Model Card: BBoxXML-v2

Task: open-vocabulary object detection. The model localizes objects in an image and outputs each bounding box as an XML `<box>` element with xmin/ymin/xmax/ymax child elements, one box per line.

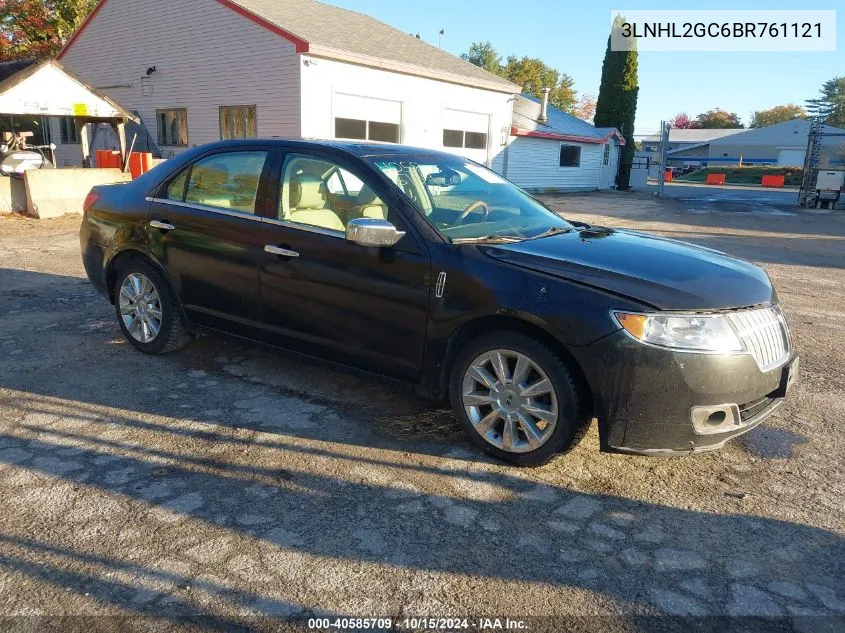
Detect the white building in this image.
<box><xmin>494</xmin><ymin>94</ymin><xmax>624</xmax><ymax>192</ymax></box>
<box><xmin>663</xmin><ymin>120</ymin><xmax>845</xmax><ymax>168</ymax></box>
<box><xmin>55</xmin><ymin>0</ymin><xmax>623</xmax><ymax>192</ymax></box>
<box><xmin>638</xmin><ymin>128</ymin><xmax>745</xmax><ymax>157</ymax></box>
<box><xmin>55</xmin><ymin>0</ymin><xmax>520</xmax><ymax>167</ymax></box>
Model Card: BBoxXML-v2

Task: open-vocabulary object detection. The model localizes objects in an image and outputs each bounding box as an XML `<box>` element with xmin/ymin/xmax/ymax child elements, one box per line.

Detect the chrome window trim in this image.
<box><xmin>147</xmin><ymin>197</ymin><xmax>263</xmax><ymax>222</ymax></box>
<box><xmin>261</xmin><ymin>216</ymin><xmax>345</xmax><ymax>239</ymax></box>
<box><xmin>147</xmin><ymin>197</ymin><xmax>347</xmax><ymax>238</ymax></box>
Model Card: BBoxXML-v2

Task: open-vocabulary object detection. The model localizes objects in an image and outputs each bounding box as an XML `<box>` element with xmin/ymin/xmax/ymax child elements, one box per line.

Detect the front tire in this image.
<box><xmin>114</xmin><ymin>259</ymin><xmax>189</xmax><ymax>355</ymax></box>
<box><xmin>449</xmin><ymin>331</ymin><xmax>587</xmax><ymax>466</ymax></box>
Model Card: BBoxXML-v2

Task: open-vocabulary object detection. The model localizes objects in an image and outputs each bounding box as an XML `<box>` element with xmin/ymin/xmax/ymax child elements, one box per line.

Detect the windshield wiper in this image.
<box><xmin>526</xmin><ymin>226</ymin><xmax>573</xmax><ymax>241</ymax></box>
<box><xmin>451</xmin><ymin>234</ymin><xmax>525</xmax><ymax>244</ymax></box>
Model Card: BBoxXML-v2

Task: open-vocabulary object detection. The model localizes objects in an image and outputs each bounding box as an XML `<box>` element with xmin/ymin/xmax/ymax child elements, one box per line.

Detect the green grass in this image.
<box><xmin>675</xmin><ymin>166</ymin><xmax>803</xmax><ymax>187</ymax></box>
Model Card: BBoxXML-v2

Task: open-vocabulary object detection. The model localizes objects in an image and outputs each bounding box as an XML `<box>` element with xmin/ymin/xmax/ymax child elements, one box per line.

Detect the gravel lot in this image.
<box><xmin>0</xmin><ymin>191</ymin><xmax>843</xmax><ymax>631</ymax></box>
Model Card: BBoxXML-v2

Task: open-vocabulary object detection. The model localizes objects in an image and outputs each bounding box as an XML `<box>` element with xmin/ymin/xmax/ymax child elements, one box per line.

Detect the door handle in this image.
<box><xmin>264</xmin><ymin>245</ymin><xmax>300</xmax><ymax>258</ymax></box>
<box><xmin>150</xmin><ymin>220</ymin><xmax>175</xmax><ymax>231</ymax></box>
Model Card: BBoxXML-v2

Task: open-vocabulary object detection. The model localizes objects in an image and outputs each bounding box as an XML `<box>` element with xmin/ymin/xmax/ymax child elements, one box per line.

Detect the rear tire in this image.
<box><xmin>113</xmin><ymin>259</ymin><xmax>189</xmax><ymax>355</ymax></box>
<box><xmin>449</xmin><ymin>331</ymin><xmax>588</xmax><ymax>466</ymax></box>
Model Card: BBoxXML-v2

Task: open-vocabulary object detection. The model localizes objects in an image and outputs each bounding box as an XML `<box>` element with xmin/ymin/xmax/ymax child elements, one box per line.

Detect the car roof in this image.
<box><xmin>195</xmin><ymin>138</ymin><xmax>457</xmax><ymax>160</ymax></box>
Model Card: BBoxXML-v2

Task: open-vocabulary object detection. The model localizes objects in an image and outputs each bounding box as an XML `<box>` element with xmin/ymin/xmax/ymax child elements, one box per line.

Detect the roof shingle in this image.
<box><xmin>226</xmin><ymin>0</ymin><xmax>520</xmax><ymax>93</ymax></box>
<box><xmin>0</xmin><ymin>59</ymin><xmax>37</xmax><ymax>85</ymax></box>
<box><xmin>511</xmin><ymin>94</ymin><xmax>622</xmax><ymax>143</ymax></box>
<box><xmin>640</xmin><ymin>129</ymin><xmax>745</xmax><ymax>143</ymax></box>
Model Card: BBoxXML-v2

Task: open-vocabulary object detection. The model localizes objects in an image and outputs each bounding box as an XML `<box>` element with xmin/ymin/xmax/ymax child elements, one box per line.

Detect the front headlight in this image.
<box><xmin>613</xmin><ymin>311</ymin><xmax>744</xmax><ymax>353</ymax></box>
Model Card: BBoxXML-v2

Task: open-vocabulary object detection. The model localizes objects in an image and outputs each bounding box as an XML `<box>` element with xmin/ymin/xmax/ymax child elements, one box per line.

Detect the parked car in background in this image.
<box><xmin>80</xmin><ymin>140</ymin><xmax>799</xmax><ymax>465</ymax></box>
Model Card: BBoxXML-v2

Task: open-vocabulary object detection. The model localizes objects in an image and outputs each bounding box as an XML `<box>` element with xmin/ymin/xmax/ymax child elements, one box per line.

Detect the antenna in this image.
<box><xmin>439</xmin><ymin>29</ymin><xmax>446</xmax><ymax>48</ymax></box>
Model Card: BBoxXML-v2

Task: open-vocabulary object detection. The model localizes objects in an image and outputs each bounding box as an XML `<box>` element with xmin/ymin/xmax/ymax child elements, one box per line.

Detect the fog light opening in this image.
<box><xmin>691</xmin><ymin>404</ymin><xmax>741</xmax><ymax>435</ymax></box>
<box><xmin>705</xmin><ymin>410</ymin><xmax>727</xmax><ymax>427</ymax></box>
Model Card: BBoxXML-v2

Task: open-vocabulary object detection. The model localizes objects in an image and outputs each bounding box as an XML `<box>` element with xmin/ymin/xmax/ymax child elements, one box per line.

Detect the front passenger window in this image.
<box><xmin>184</xmin><ymin>151</ymin><xmax>268</xmax><ymax>213</ymax></box>
<box><xmin>279</xmin><ymin>155</ymin><xmax>388</xmax><ymax>233</ymax></box>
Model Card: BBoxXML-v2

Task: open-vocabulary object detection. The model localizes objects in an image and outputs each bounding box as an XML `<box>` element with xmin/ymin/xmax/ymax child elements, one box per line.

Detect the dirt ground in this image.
<box><xmin>0</xmin><ymin>192</ymin><xmax>842</xmax><ymax>632</ymax></box>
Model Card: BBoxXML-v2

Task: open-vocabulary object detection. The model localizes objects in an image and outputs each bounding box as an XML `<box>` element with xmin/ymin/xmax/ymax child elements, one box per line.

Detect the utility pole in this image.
<box><xmin>657</xmin><ymin>120</ymin><xmax>670</xmax><ymax>198</ymax></box>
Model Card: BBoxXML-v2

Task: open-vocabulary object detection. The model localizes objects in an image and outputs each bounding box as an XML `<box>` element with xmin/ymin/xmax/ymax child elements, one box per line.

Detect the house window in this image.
<box><xmin>219</xmin><ymin>105</ymin><xmax>257</xmax><ymax>140</ymax></box>
<box><xmin>443</xmin><ymin>129</ymin><xmax>463</xmax><ymax>148</ymax></box>
<box><xmin>58</xmin><ymin>117</ymin><xmax>78</xmax><ymax>144</ymax></box>
<box><xmin>368</xmin><ymin>121</ymin><xmax>400</xmax><ymax>143</ymax></box>
<box><xmin>157</xmin><ymin>108</ymin><xmax>188</xmax><ymax>146</ymax></box>
<box><xmin>334</xmin><ymin>117</ymin><xmax>399</xmax><ymax>143</ymax></box>
<box><xmin>602</xmin><ymin>144</ymin><xmax>611</xmax><ymax>166</ymax></box>
<box><xmin>465</xmin><ymin>132</ymin><xmax>487</xmax><ymax>150</ymax></box>
<box><xmin>559</xmin><ymin>145</ymin><xmax>581</xmax><ymax>168</ymax></box>
<box><xmin>443</xmin><ymin>129</ymin><xmax>488</xmax><ymax>150</ymax></box>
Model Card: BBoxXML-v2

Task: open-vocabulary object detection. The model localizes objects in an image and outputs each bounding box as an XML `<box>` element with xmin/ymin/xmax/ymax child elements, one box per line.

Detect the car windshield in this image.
<box><xmin>367</xmin><ymin>155</ymin><xmax>572</xmax><ymax>242</ymax></box>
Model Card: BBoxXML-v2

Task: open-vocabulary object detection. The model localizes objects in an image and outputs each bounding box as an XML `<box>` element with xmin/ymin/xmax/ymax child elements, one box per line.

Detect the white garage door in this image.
<box><xmin>777</xmin><ymin>149</ymin><xmax>805</xmax><ymax>167</ymax></box>
<box><xmin>443</xmin><ymin>108</ymin><xmax>490</xmax><ymax>164</ymax></box>
<box><xmin>333</xmin><ymin>93</ymin><xmax>402</xmax><ymax>143</ymax></box>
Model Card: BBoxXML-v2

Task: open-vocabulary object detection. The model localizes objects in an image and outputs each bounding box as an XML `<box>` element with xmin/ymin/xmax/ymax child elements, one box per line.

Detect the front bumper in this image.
<box><xmin>570</xmin><ymin>330</ymin><xmax>798</xmax><ymax>455</ymax></box>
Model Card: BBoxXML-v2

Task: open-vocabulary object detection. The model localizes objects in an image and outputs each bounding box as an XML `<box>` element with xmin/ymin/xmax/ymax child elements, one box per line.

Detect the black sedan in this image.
<box><xmin>80</xmin><ymin>140</ymin><xmax>798</xmax><ymax>465</ymax></box>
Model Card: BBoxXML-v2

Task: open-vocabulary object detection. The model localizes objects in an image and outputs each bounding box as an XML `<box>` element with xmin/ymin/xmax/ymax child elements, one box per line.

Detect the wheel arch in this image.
<box><xmin>436</xmin><ymin>313</ymin><xmax>595</xmax><ymax>418</ymax></box>
<box><xmin>105</xmin><ymin>249</ymin><xmax>187</xmax><ymax>325</ymax></box>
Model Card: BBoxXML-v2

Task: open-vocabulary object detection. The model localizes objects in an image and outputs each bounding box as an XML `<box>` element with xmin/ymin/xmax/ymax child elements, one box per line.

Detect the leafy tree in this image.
<box><xmin>460</xmin><ymin>41</ymin><xmax>501</xmax><ymax>75</ymax></box>
<box><xmin>0</xmin><ymin>0</ymin><xmax>97</xmax><ymax>61</ymax></box>
<box><xmin>671</xmin><ymin>113</ymin><xmax>699</xmax><ymax>129</ymax></box>
<box><xmin>462</xmin><ymin>42</ymin><xmax>578</xmax><ymax>113</ymax></box>
<box><xmin>573</xmin><ymin>94</ymin><xmax>597</xmax><ymax>122</ymax></box>
<box><xmin>500</xmin><ymin>55</ymin><xmax>576</xmax><ymax>112</ymax></box>
<box><xmin>806</xmin><ymin>77</ymin><xmax>845</xmax><ymax>128</ymax></box>
<box><xmin>749</xmin><ymin>104</ymin><xmax>806</xmax><ymax>128</ymax></box>
<box><xmin>695</xmin><ymin>109</ymin><xmax>743</xmax><ymax>129</ymax></box>
<box><xmin>594</xmin><ymin>15</ymin><xmax>639</xmax><ymax>189</ymax></box>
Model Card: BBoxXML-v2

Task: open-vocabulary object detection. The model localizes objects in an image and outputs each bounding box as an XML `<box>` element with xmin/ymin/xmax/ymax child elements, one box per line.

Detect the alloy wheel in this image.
<box><xmin>118</xmin><ymin>273</ymin><xmax>162</xmax><ymax>344</ymax></box>
<box><xmin>461</xmin><ymin>349</ymin><xmax>559</xmax><ymax>453</ymax></box>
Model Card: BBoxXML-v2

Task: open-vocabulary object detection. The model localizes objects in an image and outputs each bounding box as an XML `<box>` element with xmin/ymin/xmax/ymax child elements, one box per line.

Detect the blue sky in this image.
<box><xmin>324</xmin><ymin>0</ymin><xmax>843</xmax><ymax>136</ymax></box>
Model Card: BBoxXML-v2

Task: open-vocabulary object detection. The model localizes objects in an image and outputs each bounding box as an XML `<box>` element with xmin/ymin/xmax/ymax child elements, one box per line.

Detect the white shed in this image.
<box><xmin>493</xmin><ymin>94</ymin><xmax>624</xmax><ymax>192</ymax></box>
<box><xmin>55</xmin><ymin>0</ymin><xmax>519</xmax><ymax>167</ymax></box>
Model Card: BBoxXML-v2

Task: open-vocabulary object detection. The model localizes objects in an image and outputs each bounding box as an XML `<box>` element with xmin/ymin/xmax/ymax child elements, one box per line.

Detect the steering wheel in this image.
<box><xmin>456</xmin><ymin>200</ymin><xmax>490</xmax><ymax>224</ymax></box>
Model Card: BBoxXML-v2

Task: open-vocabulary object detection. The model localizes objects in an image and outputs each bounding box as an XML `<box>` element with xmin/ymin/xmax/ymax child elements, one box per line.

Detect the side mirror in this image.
<box><xmin>346</xmin><ymin>217</ymin><xmax>406</xmax><ymax>247</ymax></box>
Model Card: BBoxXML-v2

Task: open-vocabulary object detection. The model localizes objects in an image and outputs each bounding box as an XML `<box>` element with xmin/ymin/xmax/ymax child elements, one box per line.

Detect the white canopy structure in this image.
<box><xmin>0</xmin><ymin>59</ymin><xmax>138</xmax><ymax>167</ymax></box>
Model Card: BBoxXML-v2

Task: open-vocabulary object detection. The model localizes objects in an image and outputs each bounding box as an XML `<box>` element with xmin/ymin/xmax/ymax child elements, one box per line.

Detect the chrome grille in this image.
<box><xmin>727</xmin><ymin>307</ymin><xmax>790</xmax><ymax>372</ymax></box>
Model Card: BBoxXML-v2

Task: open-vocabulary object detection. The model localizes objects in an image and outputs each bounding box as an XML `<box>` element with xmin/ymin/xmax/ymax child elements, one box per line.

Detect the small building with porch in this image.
<box><xmin>0</xmin><ymin>58</ymin><xmax>139</xmax><ymax>216</ymax></box>
<box><xmin>0</xmin><ymin>58</ymin><xmax>138</xmax><ymax>168</ymax></box>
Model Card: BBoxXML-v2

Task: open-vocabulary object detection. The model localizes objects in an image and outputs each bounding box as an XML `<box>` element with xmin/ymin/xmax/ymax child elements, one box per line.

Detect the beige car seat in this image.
<box><xmin>354</xmin><ymin>185</ymin><xmax>388</xmax><ymax>220</ymax></box>
<box><xmin>287</xmin><ymin>174</ymin><xmax>345</xmax><ymax>232</ymax></box>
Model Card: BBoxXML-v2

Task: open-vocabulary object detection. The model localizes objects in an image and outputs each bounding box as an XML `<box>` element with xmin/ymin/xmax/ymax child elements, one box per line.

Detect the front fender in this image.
<box><xmin>417</xmin><ymin>244</ymin><xmax>646</xmax><ymax>400</ymax></box>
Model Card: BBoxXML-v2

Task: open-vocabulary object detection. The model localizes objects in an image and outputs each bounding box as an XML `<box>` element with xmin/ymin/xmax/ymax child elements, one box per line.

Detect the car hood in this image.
<box><xmin>484</xmin><ymin>227</ymin><xmax>774</xmax><ymax>311</ymax></box>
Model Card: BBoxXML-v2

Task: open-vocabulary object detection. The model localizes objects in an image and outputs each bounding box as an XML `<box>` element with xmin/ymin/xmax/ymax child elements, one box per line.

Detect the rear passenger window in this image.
<box><xmin>184</xmin><ymin>151</ymin><xmax>268</xmax><ymax>213</ymax></box>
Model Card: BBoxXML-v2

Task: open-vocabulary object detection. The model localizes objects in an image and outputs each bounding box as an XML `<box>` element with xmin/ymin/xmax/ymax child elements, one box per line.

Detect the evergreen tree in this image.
<box><xmin>807</xmin><ymin>77</ymin><xmax>845</xmax><ymax>128</ymax></box>
<box><xmin>594</xmin><ymin>16</ymin><xmax>639</xmax><ymax>189</ymax></box>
